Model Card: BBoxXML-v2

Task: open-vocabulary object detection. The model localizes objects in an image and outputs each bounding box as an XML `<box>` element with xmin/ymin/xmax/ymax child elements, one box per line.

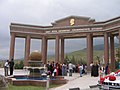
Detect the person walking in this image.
<box><xmin>9</xmin><ymin>58</ymin><xmax>14</xmax><ymax>75</ymax></box>
<box><xmin>4</xmin><ymin>60</ymin><xmax>9</xmax><ymax>76</ymax></box>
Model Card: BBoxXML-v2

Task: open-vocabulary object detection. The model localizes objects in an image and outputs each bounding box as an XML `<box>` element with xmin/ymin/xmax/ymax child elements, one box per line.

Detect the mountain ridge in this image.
<box><xmin>82</xmin><ymin>43</ymin><xmax>119</xmax><ymax>51</ymax></box>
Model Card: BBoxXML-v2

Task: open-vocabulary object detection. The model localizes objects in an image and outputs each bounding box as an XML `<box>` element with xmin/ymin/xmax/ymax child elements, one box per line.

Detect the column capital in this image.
<box><xmin>26</xmin><ymin>35</ymin><xmax>31</xmax><ymax>38</ymax></box>
<box><xmin>109</xmin><ymin>33</ymin><xmax>114</xmax><ymax>37</ymax></box>
<box><xmin>10</xmin><ymin>32</ymin><xmax>15</xmax><ymax>36</ymax></box>
<box><xmin>56</xmin><ymin>34</ymin><xmax>60</xmax><ymax>38</ymax></box>
<box><xmin>27</xmin><ymin>34</ymin><xmax>30</xmax><ymax>36</ymax></box>
<box><xmin>42</xmin><ymin>35</ymin><xmax>48</xmax><ymax>40</ymax></box>
<box><xmin>42</xmin><ymin>35</ymin><xmax>46</xmax><ymax>37</ymax></box>
<box><xmin>60</xmin><ymin>36</ymin><xmax>64</xmax><ymax>39</ymax></box>
<box><xmin>104</xmin><ymin>31</ymin><xmax>108</xmax><ymax>35</ymax></box>
<box><xmin>87</xmin><ymin>33</ymin><xmax>93</xmax><ymax>36</ymax></box>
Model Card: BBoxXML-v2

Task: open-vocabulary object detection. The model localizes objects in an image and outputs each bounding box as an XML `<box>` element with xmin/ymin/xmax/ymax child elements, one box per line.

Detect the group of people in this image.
<box><xmin>46</xmin><ymin>61</ymin><xmax>87</xmax><ymax>77</ymax></box>
<box><xmin>90</xmin><ymin>62</ymin><xmax>110</xmax><ymax>77</ymax></box>
<box><xmin>4</xmin><ymin>58</ymin><xmax>111</xmax><ymax>78</ymax></box>
<box><xmin>68</xmin><ymin>62</ymin><xmax>87</xmax><ymax>77</ymax></box>
<box><xmin>4</xmin><ymin>58</ymin><xmax>14</xmax><ymax>76</ymax></box>
<box><xmin>46</xmin><ymin>61</ymin><xmax>67</xmax><ymax>76</ymax></box>
<box><xmin>3</xmin><ymin>58</ymin><xmax>87</xmax><ymax>77</ymax></box>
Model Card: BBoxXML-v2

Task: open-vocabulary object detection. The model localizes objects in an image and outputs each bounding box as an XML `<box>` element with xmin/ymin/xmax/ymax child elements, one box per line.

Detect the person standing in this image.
<box><xmin>90</xmin><ymin>62</ymin><xmax>93</xmax><ymax>76</ymax></box>
<box><xmin>9</xmin><ymin>58</ymin><xmax>14</xmax><ymax>75</ymax></box>
<box><xmin>105</xmin><ymin>63</ymin><xmax>110</xmax><ymax>75</ymax></box>
<box><xmin>4</xmin><ymin>60</ymin><xmax>9</xmax><ymax>76</ymax></box>
<box><xmin>91</xmin><ymin>62</ymin><xmax>99</xmax><ymax>77</ymax></box>
<box><xmin>79</xmin><ymin>64</ymin><xmax>83</xmax><ymax>77</ymax></box>
<box><xmin>53</xmin><ymin>67</ymin><xmax>57</xmax><ymax>76</ymax></box>
<box><xmin>62</xmin><ymin>63</ymin><xmax>65</xmax><ymax>76</ymax></box>
<box><xmin>68</xmin><ymin>62</ymin><xmax>73</xmax><ymax>76</ymax></box>
<box><xmin>46</xmin><ymin>61</ymin><xmax>50</xmax><ymax>71</ymax></box>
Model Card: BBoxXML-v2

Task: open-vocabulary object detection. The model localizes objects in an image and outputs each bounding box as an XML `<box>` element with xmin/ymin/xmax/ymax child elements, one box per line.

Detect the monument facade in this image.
<box><xmin>9</xmin><ymin>16</ymin><xmax>120</xmax><ymax>71</ymax></box>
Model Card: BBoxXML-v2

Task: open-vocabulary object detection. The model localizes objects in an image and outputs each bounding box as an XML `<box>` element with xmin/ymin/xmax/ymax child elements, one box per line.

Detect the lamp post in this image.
<box><xmin>46</xmin><ymin>75</ymin><xmax>50</xmax><ymax>90</ymax></box>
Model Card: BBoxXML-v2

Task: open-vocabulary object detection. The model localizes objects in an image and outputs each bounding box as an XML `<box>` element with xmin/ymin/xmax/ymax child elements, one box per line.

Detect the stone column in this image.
<box><xmin>110</xmin><ymin>35</ymin><xmax>115</xmax><ymax>71</ymax></box>
<box><xmin>61</xmin><ymin>38</ymin><xmax>64</xmax><ymax>63</ymax></box>
<box><xmin>42</xmin><ymin>36</ymin><xmax>47</xmax><ymax>64</ymax></box>
<box><xmin>9</xmin><ymin>33</ymin><xmax>15</xmax><ymax>60</ymax></box>
<box><xmin>104</xmin><ymin>32</ymin><xmax>109</xmax><ymax>66</ymax></box>
<box><xmin>24</xmin><ymin>35</ymin><xmax>31</xmax><ymax>66</ymax></box>
<box><xmin>119</xmin><ymin>30</ymin><xmax>120</xmax><ymax>47</ymax></box>
<box><xmin>55</xmin><ymin>35</ymin><xmax>59</xmax><ymax>63</ymax></box>
<box><xmin>87</xmin><ymin>33</ymin><xmax>93</xmax><ymax>71</ymax></box>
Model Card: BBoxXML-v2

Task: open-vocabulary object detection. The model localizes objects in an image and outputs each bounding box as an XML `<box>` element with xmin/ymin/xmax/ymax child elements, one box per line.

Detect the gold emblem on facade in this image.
<box><xmin>70</xmin><ymin>19</ymin><xmax>75</xmax><ymax>26</ymax></box>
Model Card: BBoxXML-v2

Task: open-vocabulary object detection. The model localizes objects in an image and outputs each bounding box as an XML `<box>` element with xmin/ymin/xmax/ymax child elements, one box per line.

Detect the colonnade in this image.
<box><xmin>9</xmin><ymin>34</ymin><xmax>65</xmax><ymax>66</ymax></box>
<box><xmin>9</xmin><ymin>31</ymin><xmax>120</xmax><ymax>71</ymax></box>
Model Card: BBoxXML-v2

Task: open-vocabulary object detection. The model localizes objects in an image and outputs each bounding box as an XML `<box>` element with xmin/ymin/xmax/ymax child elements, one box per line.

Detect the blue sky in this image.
<box><xmin>0</xmin><ymin>0</ymin><xmax>120</xmax><ymax>59</ymax></box>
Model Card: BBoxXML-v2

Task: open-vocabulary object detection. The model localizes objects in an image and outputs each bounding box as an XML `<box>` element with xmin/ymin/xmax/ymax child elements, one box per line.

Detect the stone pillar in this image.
<box><xmin>42</xmin><ymin>36</ymin><xmax>47</xmax><ymax>64</ymax></box>
<box><xmin>55</xmin><ymin>35</ymin><xmax>59</xmax><ymax>63</ymax></box>
<box><xmin>110</xmin><ymin>35</ymin><xmax>115</xmax><ymax>71</ymax></box>
<box><xmin>61</xmin><ymin>38</ymin><xmax>64</xmax><ymax>63</ymax></box>
<box><xmin>87</xmin><ymin>33</ymin><xmax>93</xmax><ymax>71</ymax></box>
<box><xmin>9</xmin><ymin>33</ymin><xmax>15</xmax><ymax>60</ymax></box>
<box><xmin>104</xmin><ymin>32</ymin><xmax>109</xmax><ymax>66</ymax></box>
<box><xmin>118</xmin><ymin>30</ymin><xmax>120</xmax><ymax>47</ymax></box>
<box><xmin>24</xmin><ymin>35</ymin><xmax>31</xmax><ymax>66</ymax></box>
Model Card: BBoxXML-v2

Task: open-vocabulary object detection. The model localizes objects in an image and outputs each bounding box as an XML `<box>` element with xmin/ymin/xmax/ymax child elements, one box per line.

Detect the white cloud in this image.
<box><xmin>0</xmin><ymin>0</ymin><xmax>120</xmax><ymax>59</ymax></box>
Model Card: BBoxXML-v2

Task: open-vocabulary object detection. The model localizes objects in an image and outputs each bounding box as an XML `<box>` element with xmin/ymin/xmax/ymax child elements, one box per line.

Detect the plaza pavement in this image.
<box><xmin>0</xmin><ymin>68</ymin><xmax>28</xmax><ymax>76</ymax></box>
<box><xmin>0</xmin><ymin>68</ymin><xmax>99</xmax><ymax>90</ymax></box>
<box><xmin>50</xmin><ymin>73</ymin><xmax>99</xmax><ymax>90</ymax></box>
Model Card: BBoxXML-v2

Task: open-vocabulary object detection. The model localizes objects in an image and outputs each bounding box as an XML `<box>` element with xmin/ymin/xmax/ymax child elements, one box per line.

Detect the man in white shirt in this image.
<box><xmin>4</xmin><ymin>60</ymin><xmax>9</xmax><ymax>76</ymax></box>
<box><xmin>68</xmin><ymin>62</ymin><xmax>73</xmax><ymax>76</ymax></box>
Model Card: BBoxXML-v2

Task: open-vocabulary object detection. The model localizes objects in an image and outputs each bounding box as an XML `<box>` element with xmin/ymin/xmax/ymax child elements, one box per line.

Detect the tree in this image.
<box><xmin>71</xmin><ymin>55</ymin><xmax>76</xmax><ymax>64</ymax></box>
<box><xmin>116</xmin><ymin>48</ymin><xmax>120</xmax><ymax>62</ymax></box>
<box><xmin>96</xmin><ymin>56</ymin><xmax>100</xmax><ymax>64</ymax></box>
<box><xmin>115</xmin><ymin>47</ymin><xmax>120</xmax><ymax>69</ymax></box>
<box><xmin>78</xmin><ymin>58</ymin><xmax>86</xmax><ymax>65</ymax></box>
<box><xmin>19</xmin><ymin>60</ymin><xmax>24</xmax><ymax>69</ymax></box>
<box><xmin>14</xmin><ymin>60</ymin><xmax>24</xmax><ymax>69</ymax></box>
<box><xmin>64</xmin><ymin>55</ymin><xmax>69</xmax><ymax>64</ymax></box>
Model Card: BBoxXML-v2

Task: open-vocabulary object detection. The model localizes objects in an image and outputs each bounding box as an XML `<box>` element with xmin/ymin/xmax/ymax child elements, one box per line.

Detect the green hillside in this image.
<box><xmin>83</xmin><ymin>43</ymin><xmax>119</xmax><ymax>51</ymax></box>
<box><xmin>65</xmin><ymin>43</ymin><xmax>118</xmax><ymax>62</ymax></box>
<box><xmin>48</xmin><ymin>43</ymin><xmax>119</xmax><ymax>62</ymax></box>
<box><xmin>65</xmin><ymin>50</ymin><xmax>104</xmax><ymax>62</ymax></box>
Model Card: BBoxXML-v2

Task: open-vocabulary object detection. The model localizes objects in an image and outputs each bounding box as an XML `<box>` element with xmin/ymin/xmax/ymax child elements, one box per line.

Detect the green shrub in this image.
<box><xmin>14</xmin><ymin>60</ymin><xmax>24</xmax><ymax>69</ymax></box>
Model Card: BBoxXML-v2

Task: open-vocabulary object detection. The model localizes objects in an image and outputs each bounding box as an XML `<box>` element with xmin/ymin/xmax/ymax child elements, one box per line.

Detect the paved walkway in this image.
<box><xmin>50</xmin><ymin>73</ymin><xmax>99</xmax><ymax>90</ymax></box>
<box><xmin>0</xmin><ymin>68</ymin><xmax>99</xmax><ymax>90</ymax></box>
<box><xmin>0</xmin><ymin>68</ymin><xmax>28</xmax><ymax>76</ymax></box>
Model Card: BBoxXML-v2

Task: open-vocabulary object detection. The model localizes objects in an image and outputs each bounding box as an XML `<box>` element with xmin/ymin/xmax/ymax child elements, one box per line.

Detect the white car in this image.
<box><xmin>98</xmin><ymin>70</ymin><xmax>120</xmax><ymax>89</ymax></box>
